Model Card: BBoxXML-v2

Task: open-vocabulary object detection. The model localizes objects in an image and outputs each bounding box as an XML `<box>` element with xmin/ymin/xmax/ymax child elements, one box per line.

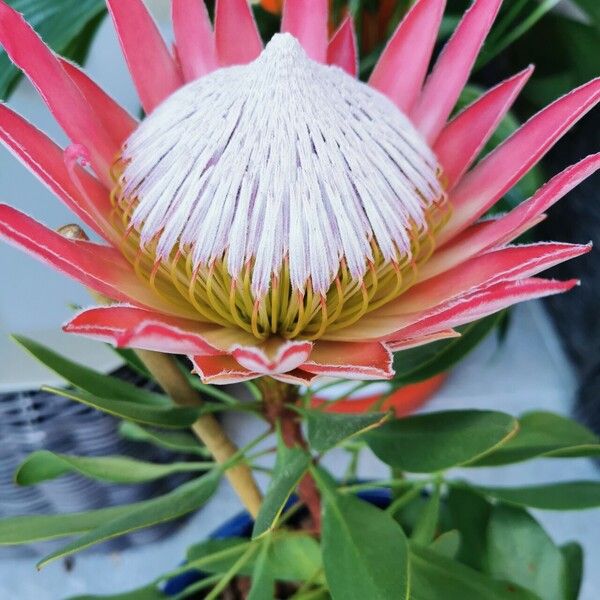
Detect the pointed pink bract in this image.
<box><xmin>215</xmin><ymin>0</ymin><xmax>263</xmax><ymax>66</ymax></box>
<box><xmin>107</xmin><ymin>0</ymin><xmax>183</xmax><ymax>114</ymax></box>
<box><xmin>327</xmin><ymin>16</ymin><xmax>357</xmax><ymax>77</ymax></box>
<box><xmin>369</xmin><ymin>0</ymin><xmax>445</xmax><ymax>113</ymax></box>
<box><xmin>0</xmin><ymin>1</ymin><xmax>115</xmax><ymax>181</ymax></box>
<box><xmin>172</xmin><ymin>0</ymin><xmax>218</xmax><ymax>81</ymax></box>
<box><xmin>282</xmin><ymin>0</ymin><xmax>328</xmax><ymax>63</ymax></box>
<box><xmin>435</xmin><ymin>67</ymin><xmax>533</xmax><ymax>189</ymax></box>
<box><xmin>0</xmin><ymin>106</ymin><xmax>110</xmax><ymax>238</ymax></box>
<box><xmin>442</xmin><ymin>78</ymin><xmax>600</xmax><ymax>243</ymax></box>
<box><xmin>421</xmin><ymin>154</ymin><xmax>600</xmax><ymax>280</ymax></box>
<box><xmin>60</xmin><ymin>59</ymin><xmax>137</xmax><ymax>148</ymax></box>
<box><xmin>411</xmin><ymin>0</ymin><xmax>502</xmax><ymax>143</ymax></box>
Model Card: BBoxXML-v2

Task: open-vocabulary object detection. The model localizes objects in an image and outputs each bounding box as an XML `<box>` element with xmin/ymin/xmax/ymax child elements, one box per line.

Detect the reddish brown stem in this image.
<box><xmin>260</xmin><ymin>379</ymin><xmax>322</xmax><ymax>533</ymax></box>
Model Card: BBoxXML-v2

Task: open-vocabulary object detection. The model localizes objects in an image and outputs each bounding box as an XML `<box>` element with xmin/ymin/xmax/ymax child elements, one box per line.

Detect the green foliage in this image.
<box><xmin>187</xmin><ymin>533</ymin><xmax>323</xmax><ymax>583</ymax></box>
<box><xmin>43</xmin><ymin>385</ymin><xmax>202</xmax><ymax>428</ymax></box>
<box><xmin>118</xmin><ymin>422</ymin><xmax>209</xmax><ymax>456</ymax></box>
<box><xmin>474</xmin><ymin>481</ymin><xmax>600</xmax><ymax>510</ymax></box>
<box><xmin>303</xmin><ymin>409</ymin><xmax>389</xmax><ymax>452</ymax></box>
<box><xmin>484</xmin><ymin>504</ymin><xmax>566</xmax><ymax>600</ymax></box>
<box><xmin>365</xmin><ymin>410</ymin><xmax>518</xmax><ymax>472</ymax></box>
<box><xmin>38</xmin><ymin>471</ymin><xmax>220</xmax><ymax>569</ymax></box>
<box><xmin>471</xmin><ymin>411</ymin><xmax>600</xmax><ymax>466</ymax></box>
<box><xmin>15</xmin><ymin>450</ymin><xmax>210</xmax><ymax>486</ymax></box>
<box><xmin>0</xmin><ymin>0</ymin><xmax>106</xmax><ymax>99</ymax></box>
<box><xmin>13</xmin><ymin>335</ymin><xmax>168</xmax><ymax>406</ymax></box>
<box><xmin>315</xmin><ymin>468</ymin><xmax>410</xmax><ymax>600</ymax></box>
<box><xmin>561</xmin><ymin>542</ymin><xmax>584</xmax><ymax>600</ymax></box>
<box><xmin>252</xmin><ymin>435</ymin><xmax>311</xmax><ymax>538</ymax></box>
<box><xmin>410</xmin><ymin>544</ymin><xmax>540</xmax><ymax>600</ymax></box>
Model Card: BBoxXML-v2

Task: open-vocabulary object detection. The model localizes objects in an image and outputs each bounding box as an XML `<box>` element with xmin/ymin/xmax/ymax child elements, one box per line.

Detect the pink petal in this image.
<box><xmin>172</xmin><ymin>0</ymin><xmax>218</xmax><ymax>81</ymax></box>
<box><xmin>388</xmin><ymin>278</ymin><xmax>579</xmax><ymax>341</ymax></box>
<box><xmin>215</xmin><ymin>0</ymin><xmax>263</xmax><ymax>66</ymax></box>
<box><xmin>0</xmin><ymin>106</ymin><xmax>110</xmax><ymax>238</ymax></box>
<box><xmin>231</xmin><ymin>339</ymin><xmax>313</xmax><ymax>375</ymax></box>
<box><xmin>379</xmin><ymin>242</ymin><xmax>591</xmax><ymax>316</ymax></box>
<box><xmin>0</xmin><ymin>205</ymin><xmax>194</xmax><ymax>317</ymax></box>
<box><xmin>281</xmin><ymin>0</ymin><xmax>328</xmax><ymax>63</ymax></box>
<box><xmin>272</xmin><ymin>370</ymin><xmax>318</xmax><ymax>386</ymax></box>
<box><xmin>422</xmin><ymin>154</ymin><xmax>600</xmax><ymax>280</ymax></box>
<box><xmin>435</xmin><ymin>66</ymin><xmax>533</xmax><ymax>189</ymax></box>
<box><xmin>192</xmin><ymin>355</ymin><xmax>258</xmax><ymax>384</ymax></box>
<box><xmin>327</xmin><ymin>16</ymin><xmax>357</xmax><ymax>77</ymax></box>
<box><xmin>60</xmin><ymin>59</ymin><xmax>137</xmax><ymax>147</ymax></box>
<box><xmin>411</xmin><ymin>0</ymin><xmax>502</xmax><ymax>143</ymax></box>
<box><xmin>64</xmin><ymin>305</ymin><xmax>224</xmax><ymax>355</ymax></box>
<box><xmin>387</xmin><ymin>329</ymin><xmax>460</xmax><ymax>352</ymax></box>
<box><xmin>301</xmin><ymin>341</ymin><xmax>394</xmax><ymax>380</ymax></box>
<box><xmin>442</xmin><ymin>78</ymin><xmax>600</xmax><ymax>243</ymax></box>
<box><xmin>107</xmin><ymin>0</ymin><xmax>183</xmax><ymax>114</ymax></box>
<box><xmin>369</xmin><ymin>0</ymin><xmax>445</xmax><ymax>113</ymax></box>
<box><xmin>0</xmin><ymin>2</ymin><xmax>115</xmax><ymax>181</ymax></box>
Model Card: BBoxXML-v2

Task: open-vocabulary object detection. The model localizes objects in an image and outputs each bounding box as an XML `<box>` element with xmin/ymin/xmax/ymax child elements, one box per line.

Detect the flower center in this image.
<box><xmin>110</xmin><ymin>34</ymin><xmax>448</xmax><ymax>341</ymax></box>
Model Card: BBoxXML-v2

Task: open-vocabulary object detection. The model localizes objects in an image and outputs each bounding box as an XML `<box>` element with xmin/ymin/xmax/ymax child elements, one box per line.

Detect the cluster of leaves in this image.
<box><xmin>2</xmin><ymin>336</ymin><xmax>600</xmax><ymax>599</ymax></box>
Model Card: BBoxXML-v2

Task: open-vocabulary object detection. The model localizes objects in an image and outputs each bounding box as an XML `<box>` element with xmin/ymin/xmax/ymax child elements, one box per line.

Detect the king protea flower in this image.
<box><xmin>0</xmin><ymin>0</ymin><xmax>598</xmax><ymax>385</ymax></box>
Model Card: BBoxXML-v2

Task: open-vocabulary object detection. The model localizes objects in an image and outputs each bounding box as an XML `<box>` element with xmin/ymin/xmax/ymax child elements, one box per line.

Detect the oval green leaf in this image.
<box><xmin>315</xmin><ymin>469</ymin><xmax>410</xmax><ymax>600</ymax></box>
<box><xmin>365</xmin><ymin>410</ymin><xmax>518</xmax><ymax>472</ymax></box>
<box><xmin>304</xmin><ymin>409</ymin><xmax>389</xmax><ymax>453</ymax></box>
<box><xmin>484</xmin><ymin>504</ymin><xmax>566</xmax><ymax>600</ymax></box>
<box><xmin>475</xmin><ymin>481</ymin><xmax>600</xmax><ymax>510</ymax></box>
<box><xmin>470</xmin><ymin>411</ymin><xmax>600</xmax><ymax>466</ymax></box>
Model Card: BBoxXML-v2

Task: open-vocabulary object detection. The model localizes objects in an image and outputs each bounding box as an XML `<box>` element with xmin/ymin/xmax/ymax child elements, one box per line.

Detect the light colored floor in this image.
<box><xmin>1</xmin><ymin>301</ymin><xmax>598</xmax><ymax>599</ymax></box>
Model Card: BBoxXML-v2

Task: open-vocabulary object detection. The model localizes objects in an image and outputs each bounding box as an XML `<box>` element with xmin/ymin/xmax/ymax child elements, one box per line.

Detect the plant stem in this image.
<box><xmin>259</xmin><ymin>379</ymin><xmax>322</xmax><ymax>532</ymax></box>
<box><xmin>135</xmin><ymin>349</ymin><xmax>263</xmax><ymax>518</ymax></box>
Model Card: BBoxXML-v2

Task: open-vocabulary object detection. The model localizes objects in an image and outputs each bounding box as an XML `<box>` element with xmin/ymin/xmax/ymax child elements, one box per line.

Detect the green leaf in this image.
<box><xmin>43</xmin><ymin>386</ymin><xmax>202</xmax><ymax>429</ymax></box>
<box><xmin>304</xmin><ymin>409</ymin><xmax>389</xmax><ymax>453</ymax></box>
<box><xmin>484</xmin><ymin>504</ymin><xmax>566</xmax><ymax>600</ymax></box>
<box><xmin>111</xmin><ymin>347</ymin><xmax>152</xmax><ymax>378</ymax></box>
<box><xmin>314</xmin><ymin>468</ymin><xmax>410</xmax><ymax>600</ymax></box>
<box><xmin>561</xmin><ymin>542</ymin><xmax>583</xmax><ymax>600</ymax></box>
<box><xmin>411</xmin><ymin>485</ymin><xmax>441</xmax><ymax>545</ymax></box>
<box><xmin>365</xmin><ymin>410</ymin><xmax>518</xmax><ymax>472</ymax></box>
<box><xmin>471</xmin><ymin>411</ymin><xmax>600</xmax><ymax>466</ymax></box>
<box><xmin>410</xmin><ymin>545</ymin><xmax>539</xmax><ymax>600</ymax></box>
<box><xmin>252</xmin><ymin>439</ymin><xmax>311</xmax><ymax>538</ymax></box>
<box><xmin>572</xmin><ymin>0</ymin><xmax>600</xmax><ymax>31</ymax></box>
<box><xmin>15</xmin><ymin>450</ymin><xmax>210</xmax><ymax>485</ymax></box>
<box><xmin>13</xmin><ymin>336</ymin><xmax>168</xmax><ymax>406</ymax></box>
<box><xmin>429</xmin><ymin>530</ymin><xmax>461</xmax><ymax>559</ymax></box>
<box><xmin>69</xmin><ymin>584</ymin><xmax>167</xmax><ymax>600</ymax></box>
<box><xmin>38</xmin><ymin>471</ymin><xmax>220</xmax><ymax>568</ymax></box>
<box><xmin>475</xmin><ymin>481</ymin><xmax>600</xmax><ymax>510</ymax></box>
<box><xmin>0</xmin><ymin>0</ymin><xmax>106</xmax><ymax>99</ymax></box>
<box><xmin>187</xmin><ymin>533</ymin><xmax>322</xmax><ymax>582</ymax></box>
<box><xmin>446</xmin><ymin>486</ymin><xmax>492</xmax><ymax>570</ymax></box>
<box><xmin>0</xmin><ymin>503</ymin><xmax>150</xmax><ymax>545</ymax></box>
<box><xmin>392</xmin><ymin>314</ymin><xmax>502</xmax><ymax>385</ymax></box>
<box><xmin>118</xmin><ymin>422</ymin><xmax>208</xmax><ymax>456</ymax></box>
<box><xmin>247</xmin><ymin>539</ymin><xmax>275</xmax><ymax>600</ymax></box>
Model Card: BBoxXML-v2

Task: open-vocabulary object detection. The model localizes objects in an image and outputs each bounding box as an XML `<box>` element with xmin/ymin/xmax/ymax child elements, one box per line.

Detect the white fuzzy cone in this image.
<box><xmin>120</xmin><ymin>33</ymin><xmax>443</xmax><ymax>299</ymax></box>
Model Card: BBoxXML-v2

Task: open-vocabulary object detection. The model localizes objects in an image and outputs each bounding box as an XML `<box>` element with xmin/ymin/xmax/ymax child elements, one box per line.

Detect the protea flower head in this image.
<box><xmin>0</xmin><ymin>0</ymin><xmax>598</xmax><ymax>384</ymax></box>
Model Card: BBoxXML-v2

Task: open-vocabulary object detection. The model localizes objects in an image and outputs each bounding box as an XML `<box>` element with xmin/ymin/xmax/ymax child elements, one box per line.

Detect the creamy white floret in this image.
<box><xmin>120</xmin><ymin>33</ymin><xmax>443</xmax><ymax>298</ymax></box>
